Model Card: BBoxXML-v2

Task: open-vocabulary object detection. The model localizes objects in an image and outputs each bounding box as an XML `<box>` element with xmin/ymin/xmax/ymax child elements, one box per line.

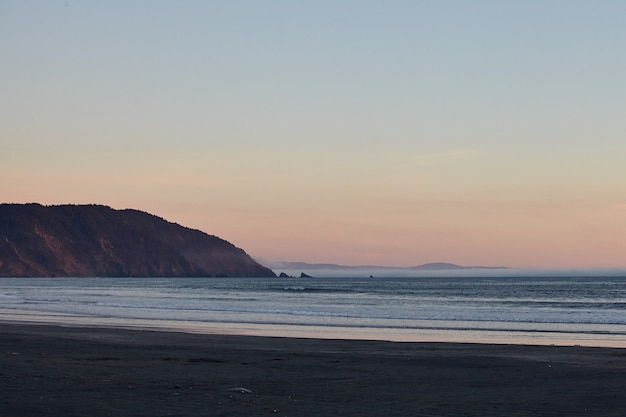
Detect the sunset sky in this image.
<box><xmin>2</xmin><ymin>1</ymin><xmax>626</xmax><ymax>268</ymax></box>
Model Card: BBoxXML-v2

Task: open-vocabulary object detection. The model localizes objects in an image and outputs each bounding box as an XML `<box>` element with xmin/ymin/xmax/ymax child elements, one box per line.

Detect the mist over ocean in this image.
<box><xmin>1</xmin><ymin>275</ymin><xmax>625</xmax><ymax>347</ymax></box>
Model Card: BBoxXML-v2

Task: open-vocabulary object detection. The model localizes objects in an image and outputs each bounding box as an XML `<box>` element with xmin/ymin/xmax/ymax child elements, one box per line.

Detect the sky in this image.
<box><xmin>2</xmin><ymin>1</ymin><xmax>626</xmax><ymax>269</ymax></box>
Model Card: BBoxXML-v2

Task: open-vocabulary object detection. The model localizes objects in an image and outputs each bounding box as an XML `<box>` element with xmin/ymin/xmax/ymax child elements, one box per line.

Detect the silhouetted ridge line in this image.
<box><xmin>0</xmin><ymin>203</ymin><xmax>275</xmax><ymax>277</ymax></box>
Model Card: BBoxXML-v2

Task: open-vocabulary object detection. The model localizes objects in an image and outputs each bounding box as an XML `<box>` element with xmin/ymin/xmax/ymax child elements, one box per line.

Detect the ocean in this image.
<box><xmin>1</xmin><ymin>276</ymin><xmax>625</xmax><ymax>347</ymax></box>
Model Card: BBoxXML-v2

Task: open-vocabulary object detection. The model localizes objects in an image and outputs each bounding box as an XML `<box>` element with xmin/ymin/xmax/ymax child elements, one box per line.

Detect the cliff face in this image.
<box><xmin>0</xmin><ymin>204</ymin><xmax>276</xmax><ymax>277</ymax></box>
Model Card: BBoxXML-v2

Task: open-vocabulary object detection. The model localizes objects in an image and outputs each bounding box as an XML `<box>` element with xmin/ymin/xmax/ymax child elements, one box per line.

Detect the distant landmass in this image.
<box><xmin>271</xmin><ymin>261</ymin><xmax>508</xmax><ymax>277</ymax></box>
<box><xmin>278</xmin><ymin>261</ymin><xmax>506</xmax><ymax>270</ymax></box>
<box><xmin>0</xmin><ymin>204</ymin><xmax>276</xmax><ymax>278</ymax></box>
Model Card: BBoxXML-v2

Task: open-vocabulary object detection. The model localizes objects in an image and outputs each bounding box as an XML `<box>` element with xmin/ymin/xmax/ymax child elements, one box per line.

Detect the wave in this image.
<box><xmin>283</xmin><ymin>286</ymin><xmax>306</xmax><ymax>291</ymax></box>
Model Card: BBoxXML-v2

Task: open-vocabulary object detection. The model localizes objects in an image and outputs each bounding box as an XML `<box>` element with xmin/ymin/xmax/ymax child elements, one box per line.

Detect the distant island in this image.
<box><xmin>272</xmin><ymin>261</ymin><xmax>508</xmax><ymax>278</ymax></box>
<box><xmin>0</xmin><ymin>203</ymin><xmax>276</xmax><ymax>278</ymax></box>
<box><xmin>278</xmin><ymin>261</ymin><xmax>507</xmax><ymax>271</ymax></box>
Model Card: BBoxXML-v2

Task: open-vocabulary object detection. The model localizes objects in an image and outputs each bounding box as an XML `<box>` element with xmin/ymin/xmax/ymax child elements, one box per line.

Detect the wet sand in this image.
<box><xmin>1</xmin><ymin>323</ymin><xmax>625</xmax><ymax>416</ymax></box>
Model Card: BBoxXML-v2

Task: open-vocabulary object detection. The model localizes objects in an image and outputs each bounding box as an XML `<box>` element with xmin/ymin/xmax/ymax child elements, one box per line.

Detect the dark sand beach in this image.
<box><xmin>1</xmin><ymin>323</ymin><xmax>625</xmax><ymax>417</ymax></box>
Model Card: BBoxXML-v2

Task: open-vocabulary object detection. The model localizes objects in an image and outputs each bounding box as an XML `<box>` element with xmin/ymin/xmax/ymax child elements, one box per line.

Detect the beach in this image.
<box><xmin>1</xmin><ymin>323</ymin><xmax>625</xmax><ymax>416</ymax></box>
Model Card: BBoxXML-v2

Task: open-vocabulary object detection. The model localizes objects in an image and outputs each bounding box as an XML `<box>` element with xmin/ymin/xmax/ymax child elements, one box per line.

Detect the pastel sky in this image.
<box><xmin>2</xmin><ymin>1</ymin><xmax>626</xmax><ymax>268</ymax></box>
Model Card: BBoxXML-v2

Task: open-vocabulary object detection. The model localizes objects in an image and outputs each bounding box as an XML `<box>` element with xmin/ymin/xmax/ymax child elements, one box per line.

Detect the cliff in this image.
<box><xmin>0</xmin><ymin>203</ymin><xmax>276</xmax><ymax>277</ymax></box>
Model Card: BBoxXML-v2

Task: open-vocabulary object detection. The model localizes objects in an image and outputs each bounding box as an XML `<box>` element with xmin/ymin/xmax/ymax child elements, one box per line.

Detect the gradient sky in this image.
<box><xmin>2</xmin><ymin>1</ymin><xmax>626</xmax><ymax>268</ymax></box>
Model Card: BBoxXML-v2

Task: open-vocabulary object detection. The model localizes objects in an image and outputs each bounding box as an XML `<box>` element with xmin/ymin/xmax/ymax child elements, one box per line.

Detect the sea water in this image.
<box><xmin>1</xmin><ymin>276</ymin><xmax>625</xmax><ymax>347</ymax></box>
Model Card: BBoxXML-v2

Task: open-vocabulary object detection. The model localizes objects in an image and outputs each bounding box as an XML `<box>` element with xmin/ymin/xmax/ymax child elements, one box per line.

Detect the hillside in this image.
<box><xmin>0</xmin><ymin>204</ymin><xmax>275</xmax><ymax>277</ymax></box>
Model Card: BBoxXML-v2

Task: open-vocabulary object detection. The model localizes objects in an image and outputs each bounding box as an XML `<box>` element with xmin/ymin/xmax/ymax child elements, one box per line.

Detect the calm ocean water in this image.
<box><xmin>1</xmin><ymin>276</ymin><xmax>626</xmax><ymax>347</ymax></box>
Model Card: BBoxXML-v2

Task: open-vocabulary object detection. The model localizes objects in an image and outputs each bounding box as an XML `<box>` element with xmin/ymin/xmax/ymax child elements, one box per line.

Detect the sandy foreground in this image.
<box><xmin>1</xmin><ymin>323</ymin><xmax>625</xmax><ymax>416</ymax></box>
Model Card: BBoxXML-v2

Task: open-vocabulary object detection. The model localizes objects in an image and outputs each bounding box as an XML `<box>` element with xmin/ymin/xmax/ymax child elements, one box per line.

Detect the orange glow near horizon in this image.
<box><xmin>5</xmin><ymin>174</ymin><xmax>626</xmax><ymax>269</ymax></box>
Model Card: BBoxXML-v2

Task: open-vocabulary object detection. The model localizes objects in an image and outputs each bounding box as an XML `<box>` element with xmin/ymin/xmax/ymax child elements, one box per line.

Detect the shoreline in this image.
<box><xmin>2</xmin><ymin>322</ymin><xmax>626</xmax><ymax>416</ymax></box>
<box><xmin>1</xmin><ymin>307</ymin><xmax>625</xmax><ymax>348</ymax></box>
